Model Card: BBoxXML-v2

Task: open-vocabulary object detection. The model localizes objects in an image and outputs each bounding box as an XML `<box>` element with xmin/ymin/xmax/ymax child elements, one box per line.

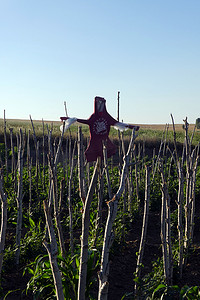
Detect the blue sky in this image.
<box><xmin>0</xmin><ymin>0</ymin><xmax>200</xmax><ymax>124</ymax></box>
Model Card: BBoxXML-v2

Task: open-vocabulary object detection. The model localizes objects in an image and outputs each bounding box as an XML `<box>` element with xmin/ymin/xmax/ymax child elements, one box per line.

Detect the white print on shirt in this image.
<box><xmin>93</xmin><ymin>118</ymin><xmax>108</xmax><ymax>135</ymax></box>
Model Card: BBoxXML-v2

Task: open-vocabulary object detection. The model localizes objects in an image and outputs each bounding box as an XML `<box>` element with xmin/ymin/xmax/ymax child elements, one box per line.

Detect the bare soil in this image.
<box><xmin>108</xmin><ymin>206</ymin><xmax>200</xmax><ymax>300</ymax></box>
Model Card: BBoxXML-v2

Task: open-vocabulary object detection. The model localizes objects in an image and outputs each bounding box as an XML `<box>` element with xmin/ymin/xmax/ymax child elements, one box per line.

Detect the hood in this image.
<box><xmin>94</xmin><ymin>96</ymin><xmax>107</xmax><ymax>114</ymax></box>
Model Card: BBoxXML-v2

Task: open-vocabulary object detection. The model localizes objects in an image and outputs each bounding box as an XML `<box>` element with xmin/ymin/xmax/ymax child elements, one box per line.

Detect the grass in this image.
<box><xmin>0</xmin><ymin>118</ymin><xmax>199</xmax><ymax>145</ymax></box>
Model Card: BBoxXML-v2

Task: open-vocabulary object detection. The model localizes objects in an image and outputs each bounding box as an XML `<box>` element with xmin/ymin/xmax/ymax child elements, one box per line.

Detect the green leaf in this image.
<box><xmin>29</xmin><ymin>217</ymin><xmax>36</xmax><ymax>228</ymax></box>
<box><xmin>153</xmin><ymin>284</ymin><xmax>166</xmax><ymax>293</ymax></box>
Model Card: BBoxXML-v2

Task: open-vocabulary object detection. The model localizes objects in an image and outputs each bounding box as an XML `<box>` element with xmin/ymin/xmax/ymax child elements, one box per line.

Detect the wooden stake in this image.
<box><xmin>16</xmin><ymin>129</ymin><xmax>24</xmax><ymax>265</ymax></box>
<box><xmin>77</xmin><ymin>158</ymin><xmax>100</xmax><ymax>300</ymax></box>
<box><xmin>0</xmin><ymin>169</ymin><xmax>7</xmax><ymax>275</ymax></box>
<box><xmin>98</xmin><ymin>129</ymin><xmax>137</xmax><ymax>300</ymax></box>
<box><xmin>135</xmin><ymin>165</ymin><xmax>151</xmax><ymax>295</ymax></box>
<box><xmin>43</xmin><ymin>200</ymin><xmax>64</xmax><ymax>300</ymax></box>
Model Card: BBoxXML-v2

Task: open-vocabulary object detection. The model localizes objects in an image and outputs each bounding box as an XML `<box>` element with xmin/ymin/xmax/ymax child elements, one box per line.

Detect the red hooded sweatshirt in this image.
<box><xmin>77</xmin><ymin>97</ymin><xmax>117</xmax><ymax>162</ymax></box>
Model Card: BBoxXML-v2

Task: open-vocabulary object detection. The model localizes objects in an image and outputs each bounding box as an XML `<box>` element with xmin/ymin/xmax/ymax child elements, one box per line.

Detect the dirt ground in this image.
<box><xmin>108</xmin><ymin>208</ymin><xmax>200</xmax><ymax>300</ymax></box>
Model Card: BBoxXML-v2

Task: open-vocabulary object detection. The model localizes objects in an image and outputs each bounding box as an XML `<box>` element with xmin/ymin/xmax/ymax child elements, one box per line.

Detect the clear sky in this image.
<box><xmin>1</xmin><ymin>0</ymin><xmax>200</xmax><ymax>124</ymax></box>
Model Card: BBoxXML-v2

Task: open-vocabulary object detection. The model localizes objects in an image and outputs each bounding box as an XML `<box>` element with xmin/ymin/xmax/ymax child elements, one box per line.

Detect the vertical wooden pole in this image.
<box><xmin>0</xmin><ymin>169</ymin><xmax>7</xmax><ymax>275</ymax></box>
<box><xmin>42</xmin><ymin>118</ymin><xmax>46</xmax><ymax>192</ymax></box>
<box><xmin>3</xmin><ymin>110</ymin><xmax>8</xmax><ymax>174</ymax></box>
<box><xmin>68</xmin><ymin>141</ymin><xmax>77</xmax><ymax>258</ymax></box>
<box><xmin>133</xmin><ymin>147</ymin><xmax>140</xmax><ymax>204</ymax></box>
<box><xmin>43</xmin><ymin>200</ymin><xmax>64</xmax><ymax>300</ymax></box>
<box><xmin>16</xmin><ymin>129</ymin><xmax>24</xmax><ymax>265</ymax></box>
<box><xmin>27</xmin><ymin>130</ymin><xmax>32</xmax><ymax>213</ymax></box>
<box><xmin>78</xmin><ymin>126</ymin><xmax>86</xmax><ymax>206</ymax></box>
<box><xmin>9</xmin><ymin>128</ymin><xmax>15</xmax><ymax>175</ymax></box>
<box><xmin>98</xmin><ymin>129</ymin><xmax>136</xmax><ymax>300</ymax></box>
<box><xmin>160</xmin><ymin>161</ymin><xmax>173</xmax><ymax>285</ymax></box>
<box><xmin>177</xmin><ymin>162</ymin><xmax>184</xmax><ymax>278</ymax></box>
<box><xmin>78</xmin><ymin>158</ymin><xmax>100</xmax><ymax>300</ymax></box>
<box><xmin>117</xmin><ymin>91</ymin><xmax>120</xmax><ymax>122</ymax></box>
<box><xmin>49</xmin><ymin>156</ymin><xmax>66</xmax><ymax>260</ymax></box>
<box><xmin>135</xmin><ymin>165</ymin><xmax>151</xmax><ymax>295</ymax></box>
<box><xmin>190</xmin><ymin>144</ymin><xmax>199</xmax><ymax>242</ymax></box>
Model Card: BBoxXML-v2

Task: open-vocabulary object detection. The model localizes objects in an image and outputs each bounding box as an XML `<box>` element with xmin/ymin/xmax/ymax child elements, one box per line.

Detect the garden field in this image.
<box><xmin>0</xmin><ymin>117</ymin><xmax>200</xmax><ymax>299</ymax></box>
<box><xmin>0</xmin><ymin>118</ymin><xmax>199</xmax><ymax>144</ymax></box>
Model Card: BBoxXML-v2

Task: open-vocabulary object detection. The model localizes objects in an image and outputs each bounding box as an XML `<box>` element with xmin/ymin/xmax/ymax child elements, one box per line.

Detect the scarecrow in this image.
<box><xmin>60</xmin><ymin>96</ymin><xmax>139</xmax><ymax>162</ymax></box>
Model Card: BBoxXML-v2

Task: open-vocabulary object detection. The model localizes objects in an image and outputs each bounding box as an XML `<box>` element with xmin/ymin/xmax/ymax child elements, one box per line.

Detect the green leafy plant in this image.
<box><xmin>137</xmin><ymin>258</ymin><xmax>165</xmax><ymax>298</ymax></box>
<box><xmin>24</xmin><ymin>254</ymin><xmax>54</xmax><ymax>299</ymax></box>
<box><xmin>149</xmin><ymin>284</ymin><xmax>200</xmax><ymax>300</ymax></box>
<box><xmin>180</xmin><ymin>285</ymin><xmax>200</xmax><ymax>299</ymax></box>
<box><xmin>24</xmin><ymin>249</ymin><xmax>99</xmax><ymax>300</ymax></box>
<box><xmin>20</xmin><ymin>216</ymin><xmax>45</xmax><ymax>263</ymax></box>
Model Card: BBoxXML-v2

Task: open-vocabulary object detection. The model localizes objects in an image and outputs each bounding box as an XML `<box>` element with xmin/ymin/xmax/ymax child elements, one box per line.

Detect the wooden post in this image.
<box><xmin>117</xmin><ymin>91</ymin><xmax>120</xmax><ymax>122</ymax></box>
